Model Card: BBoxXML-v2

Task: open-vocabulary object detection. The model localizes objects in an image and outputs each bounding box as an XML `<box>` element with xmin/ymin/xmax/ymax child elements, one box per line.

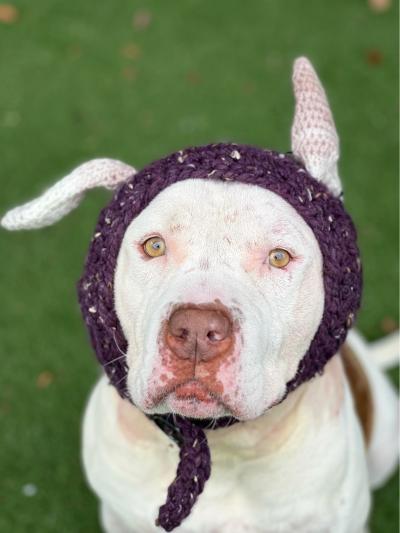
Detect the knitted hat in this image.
<box><xmin>1</xmin><ymin>58</ymin><xmax>362</xmax><ymax>531</ymax></box>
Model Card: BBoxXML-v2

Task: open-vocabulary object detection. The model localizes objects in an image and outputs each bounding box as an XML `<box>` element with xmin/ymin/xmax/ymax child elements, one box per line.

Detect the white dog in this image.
<box><xmin>2</xmin><ymin>58</ymin><xmax>398</xmax><ymax>533</ymax></box>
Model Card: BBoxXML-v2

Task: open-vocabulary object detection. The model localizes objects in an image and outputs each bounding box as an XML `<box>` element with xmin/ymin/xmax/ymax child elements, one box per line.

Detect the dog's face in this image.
<box><xmin>114</xmin><ymin>178</ymin><xmax>324</xmax><ymax>420</ymax></box>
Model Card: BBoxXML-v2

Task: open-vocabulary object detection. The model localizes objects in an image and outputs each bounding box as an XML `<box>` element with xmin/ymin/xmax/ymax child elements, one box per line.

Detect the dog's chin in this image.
<box><xmin>166</xmin><ymin>393</ymin><xmax>230</xmax><ymax>419</ymax></box>
<box><xmin>142</xmin><ymin>393</ymin><xmax>232</xmax><ymax>419</ymax></box>
<box><xmin>136</xmin><ymin>382</ymin><xmax>287</xmax><ymax>421</ymax></box>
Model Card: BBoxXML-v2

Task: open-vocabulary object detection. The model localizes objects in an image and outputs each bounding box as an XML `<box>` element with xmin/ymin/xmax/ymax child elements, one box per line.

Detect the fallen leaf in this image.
<box><xmin>121</xmin><ymin>42</ymin><xmax>141</xmax><ymax>60</ymax></box>
<box><xmin>366</xmin><ymin>49</ymin><xmax>383</xmax><ymax>66</ymax></box>
<box><xmin>0</xmin><ymin>402</ymin><xmax>10</xmax><ymax>414</ymax></box>
<box><xmin>132</xmin><ymin>9</ymin><xmax>152</xmax><ymax>30</ymax></box>
<box><xmin>368</xmin><ymin>0</ymin><xmax>391</xmax><ymax>12</ymax></box>
<box><xmin>380</xmin><ymin>316</ymin><xmax>398</xmax><ymax>334</ymax></box>
<box><xmin>67</xmin><ymin>43</ymin><xmax>82</xmax><ymax>60</ymax></box>
<box><xmin>0</xmin><ymin>3</ymin><xmax>18</xmax><ymax>23</ymax></box>
<box><xmin>36</xmin><ymin>371</ymin><xmax>54</xmax><ymax>389</ymax></box>
<box><xmin>186</xmin><ymin>71</ymin><xmax>202</xmax><ymax>86</ymax></box>
<box><xmin>122</xmin><ymin>65</ymin><xmax>137</xmax><ymax>81</ymax></box>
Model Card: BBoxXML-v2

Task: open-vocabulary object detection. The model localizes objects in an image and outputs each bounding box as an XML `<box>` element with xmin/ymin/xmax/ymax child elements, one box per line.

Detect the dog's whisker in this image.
<box><xmin>114</xmin><ymin>372</ymin><xmax>128</xmax><ymax>386</ymax></box>
<box><xmin>104</xmin><ymin>354</ymin><xmax>127</xmax><ymax>367</ymax></box>
<box><xmin>112</xmin><ymin>329</ymin><xmax>127</xmax><ymax>357</ymax></box>
<box><xmin>204</xmin><ymin>418</ymin><xmax>215</xmax><ymax>430</ymax></box>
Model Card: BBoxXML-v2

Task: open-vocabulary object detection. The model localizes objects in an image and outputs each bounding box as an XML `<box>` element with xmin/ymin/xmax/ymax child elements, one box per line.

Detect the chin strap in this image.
<box><xmin>148</xmin><ymin>414</ymin><xmax>238</xmax><ymax>531</ymax></box>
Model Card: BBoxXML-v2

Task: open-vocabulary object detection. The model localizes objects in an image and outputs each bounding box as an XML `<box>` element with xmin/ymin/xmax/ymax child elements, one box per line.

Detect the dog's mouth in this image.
<box><xmin>173</xmin><ymin>380</ymin><xmax>217</xmax><ymax>403</ymax></box>
<box><xmin>147</xmin><ymin>379</ymin><xmax>232</xmax><ymax>418</ymax></box>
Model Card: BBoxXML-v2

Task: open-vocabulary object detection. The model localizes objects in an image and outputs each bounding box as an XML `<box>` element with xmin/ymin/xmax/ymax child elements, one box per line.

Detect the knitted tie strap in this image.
<box><xmin>149</xmin><ymin>414</ymin><xmax>238</xmax><ymax>531</ymax></box>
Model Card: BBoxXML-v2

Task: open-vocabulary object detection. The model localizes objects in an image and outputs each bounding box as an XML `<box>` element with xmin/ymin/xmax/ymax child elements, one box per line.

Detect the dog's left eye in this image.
<box><xmin>143</xmin><ymin>236</ymin><xmax>166</xmax><ymax>257</ymax></box>
<box><xmin>269</xmin><ymin>248</ymin><xmax>291</xmax><ymax>268</ymax></box>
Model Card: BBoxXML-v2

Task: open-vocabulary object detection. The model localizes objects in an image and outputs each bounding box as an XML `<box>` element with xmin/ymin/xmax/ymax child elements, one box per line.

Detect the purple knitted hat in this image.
<box><xmin>77</xmin><ymin>142</ymin><xmax>362</xmax><ymax>530</ymax></box>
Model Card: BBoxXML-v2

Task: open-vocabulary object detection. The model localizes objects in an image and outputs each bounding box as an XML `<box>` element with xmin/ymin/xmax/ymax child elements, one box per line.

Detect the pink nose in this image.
<box><xmin>166</xmin><ymin>306</ymin><xmax>233</xmax><ymax>362</ymax></box>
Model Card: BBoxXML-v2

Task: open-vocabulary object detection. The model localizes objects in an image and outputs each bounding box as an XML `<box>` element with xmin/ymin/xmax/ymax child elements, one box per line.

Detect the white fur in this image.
<box><xmin>82</xmin><ymin>179</ymin><xmax>398</xmax><ymax>533</ymax></box>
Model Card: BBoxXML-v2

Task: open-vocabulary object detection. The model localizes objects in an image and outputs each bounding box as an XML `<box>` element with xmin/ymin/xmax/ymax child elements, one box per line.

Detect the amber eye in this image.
<box><xmin>143</xmin><ymin>236</ymin><xmax>166</xmax><ymax>257</ymax></box>
<box><xmin>269</xmin><ymin>248</ymin><xmax>291</xmax><ymax>268</ymax></box>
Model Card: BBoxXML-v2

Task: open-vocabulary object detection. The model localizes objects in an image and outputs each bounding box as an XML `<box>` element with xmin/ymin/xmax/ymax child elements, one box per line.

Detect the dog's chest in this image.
<box><xmin>83</xmin><ymin>364</ymin><xmax>369</xmax><ymax>533</ymax></box>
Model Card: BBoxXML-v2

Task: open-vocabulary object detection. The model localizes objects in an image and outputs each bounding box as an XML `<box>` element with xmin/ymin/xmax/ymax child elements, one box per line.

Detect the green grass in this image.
<box><xmin>0</xmin><ymin>1</ymin><xmax>398</xmax><ymax>531</ymax></box>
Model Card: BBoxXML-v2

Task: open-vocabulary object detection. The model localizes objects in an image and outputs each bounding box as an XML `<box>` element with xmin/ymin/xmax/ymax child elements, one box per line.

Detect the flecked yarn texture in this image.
<box><xmin>77</xmin><ymin>142</ymin><xmax>362</xmax><ymax>530</ymax></box>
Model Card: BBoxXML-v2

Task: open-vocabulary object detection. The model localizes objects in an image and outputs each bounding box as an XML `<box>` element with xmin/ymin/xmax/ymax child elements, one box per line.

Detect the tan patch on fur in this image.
<box><xmin>341</xmin><ymin>343</ymin><xmax>374</xmax><ymax>445</ymax></box>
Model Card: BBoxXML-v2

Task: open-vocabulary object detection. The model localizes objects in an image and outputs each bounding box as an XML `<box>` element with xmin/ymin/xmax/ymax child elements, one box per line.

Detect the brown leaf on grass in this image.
<box><xmin>122</xmin><ymin>65</ymin><xmax>137</xmax><ymax>81</ymax></box>
<box><xmin>36</xmin><ymin>371</ymin><xmax>54</xmax><ymax>389</ymax></box>
<box><xmin>121</xmin><ymin>43</ymin><xmax>141</xmax><ymax>60</ymax></box>
<box><xmin>186</xmin><ymin>71</ymin><xmax>202</xmax><ymax>86</ymax></box>
<box><xmin>368</xmin><ymin>0</ymin><xmax>391</xmax><ymax>12</ymax></box>
<box><xmin>132</xmin><ymin>9</ymin><xmax>152</xmax><ymax>30</ymax></box>
<box><xmin>380</xmin><ymin>316</ymin><xmax>399</xmax><ymax>334</ymax></box>
<box><xmin>366</xmin><ymin>49</ymin><xmax>383</xmax><ymax>66</ymax></box>
<box><xmin>67</xmin><ymin>43</ymin><xmax>82</xmax><ymax>60</ymax></box>
<box><xmin>0</xmin><ymin>402</ymin><xmax>10</xmax><ymax>414</ymax></box>
<box><xmin>0</xmin><ymin>3</ymin><xmax>18</xmax><ymax>23</ymax></box>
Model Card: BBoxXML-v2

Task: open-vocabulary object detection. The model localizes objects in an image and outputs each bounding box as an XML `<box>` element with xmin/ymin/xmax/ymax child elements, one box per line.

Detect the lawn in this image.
<box><xmin>0</xmin><ymin>1</ymin><xmax>398</xmax><ymax>532</ymax></box>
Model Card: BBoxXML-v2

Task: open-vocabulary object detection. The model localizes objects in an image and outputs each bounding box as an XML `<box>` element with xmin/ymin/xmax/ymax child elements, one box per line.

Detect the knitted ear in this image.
<box><xmin>1</xmin><ymin>158</ymin><xmax>136</xmax><ymax>230</ymax></box>
<box><xmin>291</xmin><ymin>57</ymin><xmax>342</xmax><ymax>197</ymax></box>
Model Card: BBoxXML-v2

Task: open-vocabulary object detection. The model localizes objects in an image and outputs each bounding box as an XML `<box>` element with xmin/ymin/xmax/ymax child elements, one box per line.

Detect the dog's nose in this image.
<box><xmin>166</xmin><ymin>306</ymin><xmax>233</xmax><ymax>362</ymax></box>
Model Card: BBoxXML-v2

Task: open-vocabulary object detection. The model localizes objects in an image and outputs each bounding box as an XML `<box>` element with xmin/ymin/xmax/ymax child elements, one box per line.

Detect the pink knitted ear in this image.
<box><xmin>1</xmin><ymin>159</ymin><xmax>136</xmax><ymax>230</ymax></box>
<box><xmin>291</xmin><ymin>57</ymin><xmax>342</xmax><ymax>197</ymax></box>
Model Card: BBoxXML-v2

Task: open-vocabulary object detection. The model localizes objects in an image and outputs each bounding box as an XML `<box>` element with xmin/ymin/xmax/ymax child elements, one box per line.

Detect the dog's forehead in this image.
<box><xmin>122</xmin><ymin>179</ymin><xmax>316</xmax><ymax>246</ymax></box>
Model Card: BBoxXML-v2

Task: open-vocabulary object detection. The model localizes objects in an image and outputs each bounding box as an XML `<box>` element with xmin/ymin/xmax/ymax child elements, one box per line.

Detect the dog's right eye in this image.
<box><xmin>269</xmin><ymin>248</ymin><xmax>291</xmax><ymax>268</ymax></box>
<box><xmin>142</xmin><ymin>236</ymin><xmax>166</xmax><ymax>258</ymax></box>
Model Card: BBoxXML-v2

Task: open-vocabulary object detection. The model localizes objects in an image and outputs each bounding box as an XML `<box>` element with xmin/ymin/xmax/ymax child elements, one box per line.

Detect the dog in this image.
<box><xmin>2</xmin><ymin>57</ymin><xmax>398</xmax><ymax>533</ymax></box>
